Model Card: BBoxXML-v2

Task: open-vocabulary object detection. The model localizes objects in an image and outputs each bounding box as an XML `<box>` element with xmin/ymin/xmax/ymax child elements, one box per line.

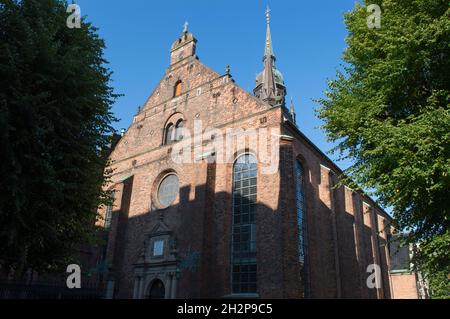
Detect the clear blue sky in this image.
<box><xmin>76</xmin><ymin>0</ymin><xmax>360</xmax><ymax>171</ymax></box>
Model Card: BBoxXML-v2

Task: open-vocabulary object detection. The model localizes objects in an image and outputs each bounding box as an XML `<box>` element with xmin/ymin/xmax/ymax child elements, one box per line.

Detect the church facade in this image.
<box><xmin>99</xmin><ymin>11</ymin><xmax>393</xmax><ymax>299</ymax></box>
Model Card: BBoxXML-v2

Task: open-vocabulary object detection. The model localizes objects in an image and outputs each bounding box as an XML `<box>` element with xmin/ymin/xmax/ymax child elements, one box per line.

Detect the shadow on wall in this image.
<box><xmin>101</xmin><ymin>170</ymin><xmax>306</xmax><ymax>299</ymax></box>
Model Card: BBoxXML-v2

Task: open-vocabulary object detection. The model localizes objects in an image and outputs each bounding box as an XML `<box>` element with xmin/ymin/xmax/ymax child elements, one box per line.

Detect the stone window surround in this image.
<box><xmin>151</xmin><ymin>171</ymin><xmax>180</xmax><ymax>211</ymax></box>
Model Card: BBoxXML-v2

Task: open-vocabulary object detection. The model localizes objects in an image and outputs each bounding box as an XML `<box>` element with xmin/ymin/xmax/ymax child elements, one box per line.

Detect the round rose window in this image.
<box><xmin>157</xmin><ymin>174</ymin><xmax>179</xmax><ymax>208</ymax></box>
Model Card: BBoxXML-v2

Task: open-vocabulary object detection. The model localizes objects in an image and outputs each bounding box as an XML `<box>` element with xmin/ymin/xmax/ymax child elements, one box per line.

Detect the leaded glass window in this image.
<box><xmin>295</xmin><ymin>160</ymin><xmax>307</xmax><ymax>264</ymax></box>
<box><xmin>295</xmin><ymin>160</ymin><xmax>310</xmax><ymax>297</ymax></box>
<box><xmin>232</xmin><ymin>154</ymin><xmax>257</xmax><ymax>294</ymax></box>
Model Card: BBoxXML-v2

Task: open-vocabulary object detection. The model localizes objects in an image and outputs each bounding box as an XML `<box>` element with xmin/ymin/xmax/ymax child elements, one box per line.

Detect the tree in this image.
<box><xmin>316</xmin><ymin>0</ymin><xmax>449</xmax><ymax>298</ymax></box>
<box><xmin>0</xmin><ymin>0</ymin><xmax>118</xmax><ymax>277</ymax></box>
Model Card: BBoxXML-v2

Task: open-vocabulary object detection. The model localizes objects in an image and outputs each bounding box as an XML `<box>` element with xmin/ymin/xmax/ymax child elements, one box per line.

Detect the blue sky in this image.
<box><xmin>75</xmin><ymin>0</ymin><xmax>359</xmax><ymax>170</ymax></box>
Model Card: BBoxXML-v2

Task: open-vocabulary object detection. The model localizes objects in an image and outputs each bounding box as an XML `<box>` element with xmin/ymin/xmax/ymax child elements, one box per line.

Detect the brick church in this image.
<box><xmin>98</xmin><ymin>9</ymin><xmax>394</xmax><ymax>299</ymax></box>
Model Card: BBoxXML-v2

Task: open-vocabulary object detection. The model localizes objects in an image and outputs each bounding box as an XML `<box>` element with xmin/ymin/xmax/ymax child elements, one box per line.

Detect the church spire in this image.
<box><xmin>254</xmin><ymin>6</ymin><xmax>286</xmax><ymax>107</ymax></box>
<box><xmin>264</xmin><ymin>6</ymin><xmax>275</xmax><ymax>59</ymax></box>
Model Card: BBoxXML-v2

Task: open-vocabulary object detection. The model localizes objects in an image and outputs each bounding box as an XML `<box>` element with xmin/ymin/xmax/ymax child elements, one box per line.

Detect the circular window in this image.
<box><xmin>157</xmin><ymin>174</ymin><xmax>179</xmax><ymax>208</ymax></box>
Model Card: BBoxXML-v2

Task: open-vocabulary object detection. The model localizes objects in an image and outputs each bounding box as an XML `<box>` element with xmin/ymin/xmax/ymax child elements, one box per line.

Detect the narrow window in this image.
<box><xmin>295</xmin><ymin>160</ymin><xmax>309</xmax><ymax>296</ymax></box>
<box><xmin>232</xmin><ymin>154</ymin><xmax>257</xmax><ymax>294</ymax></box>
<box><xmin>295</xmin><ymin>161</ymin><xmax>307</xmax><ymax>263</ymax></box>
<box><xmin>164</xmin><ymin>123</ymin><xmax>174</xmax><ymax>145</ymax></box>
<box><xmin>104</xmin><ymin>191</ymin><xmax>115</xmax><ymax>229</ymax></box>
<box><xmin>175</xmin><ymin>120</ymin><xmax>184</xmax><ymax>141</ymax></box>
<box><xmin>174</xmin><ymin>81</ymin><xmax>182</xmax><ymax>97</ymax></box>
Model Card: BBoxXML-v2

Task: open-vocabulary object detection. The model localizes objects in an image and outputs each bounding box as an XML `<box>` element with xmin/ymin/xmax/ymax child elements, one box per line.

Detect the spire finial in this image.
<box><xmin>264</xmin><ymin>6</ymin><xmax>274</xmax><ymax>59</ymax></box>
<box><xmin>183</xmin><ymin>21</ymin><xmax>188</xmax><ymax>33</ymax></box>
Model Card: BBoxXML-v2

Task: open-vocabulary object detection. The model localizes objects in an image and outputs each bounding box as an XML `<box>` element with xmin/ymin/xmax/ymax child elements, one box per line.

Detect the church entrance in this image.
<box><xmin>148</xmin><ymin>279</ymin><xmax>165</xmax><ymax>299</ymax></box>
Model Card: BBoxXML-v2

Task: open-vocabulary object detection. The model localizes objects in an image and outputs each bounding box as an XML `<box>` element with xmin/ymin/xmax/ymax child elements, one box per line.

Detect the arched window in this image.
<box><xmin>174</xmin><ymin>80</ymin><xmax>182</xmax><ymax>97</ymax></box>
<box><xmin>295</xmin><ymin>160</ymin><xmax>307</xmax><ymax>263</ymax></box>
<box><xmin>164</xmin><ymin>123</ymin><xmax>174</xmax><ymax>145</ymax></box>
<box><xmin>175</xmin><ymin>120</ymin><xmax>184</xmax><ymax>141</ymax></box>
<box><xmin>231</xmin><ymin>154</ymin><xmax>257</xmax><ymax>294</ymax></box>
<box><xmin>295</xmin><ymin>160</ymin><xmax>309</xmax><ymax>296</ymax></box>
<box><xmin>148</xmin><ymin>279</ymin><xmax>165</xmax><ymax>299</ymax></box>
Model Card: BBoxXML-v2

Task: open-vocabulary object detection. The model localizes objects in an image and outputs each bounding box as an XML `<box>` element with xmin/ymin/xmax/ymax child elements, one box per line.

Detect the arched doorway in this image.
<box><xmin>148</xmin><ymin>279</ymin><xmax>165</xmax><ymax>299</ymax></box>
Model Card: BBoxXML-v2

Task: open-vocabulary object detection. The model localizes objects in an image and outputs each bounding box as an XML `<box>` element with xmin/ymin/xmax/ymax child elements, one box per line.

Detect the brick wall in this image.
<box><xmin>97</xmin><ymin>32</ymin><xmax>393</xmax><ymax>299</ymax></box>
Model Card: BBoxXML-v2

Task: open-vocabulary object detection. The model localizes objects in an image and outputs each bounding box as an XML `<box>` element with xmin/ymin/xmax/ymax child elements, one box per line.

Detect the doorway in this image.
<box><xmin>148</xmin><ymin>279</ymin><xmax>165</xmax><ymax>299</ymax></box>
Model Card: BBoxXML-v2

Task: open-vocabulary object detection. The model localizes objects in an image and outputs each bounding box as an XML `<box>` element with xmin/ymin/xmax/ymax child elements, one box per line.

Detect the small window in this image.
<box><xmin>153</xmin><ymin>240</ymin><xmax>165</xmax><ymax>257</ymax></box>
<box><xmin>104</xmin><ymin>191</ymin><xmax>115</xmax><ymax>229</ymax></box>
<box><xmin>174</xmin><ymin>81</ymin><xmax>183</xmax><ymax>97</ymax></box>
<box><xmin>164</xmin><ymin>123</ymin><xmax>174</xmax><ymax>145</ymax></box>
<box><xmin>175</xmin><ymin>120</ymin><xmax>184</xmax><ymax>141</ymax></box>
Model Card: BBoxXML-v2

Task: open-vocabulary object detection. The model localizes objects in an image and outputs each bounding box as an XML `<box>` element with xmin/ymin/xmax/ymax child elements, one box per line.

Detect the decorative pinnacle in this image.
<box><xmin>183</xmin><ymin>21</ymin><xmax>188</xmax><ymax>33</ymax></box>
<box><xmin>226</xmin><ymin>64</ymin><xmax>230</xmax><ymax>76</ymax></box>
<box><xmin>290</xmin><ymin>97</ymin><xmax>297</xmax><ymax>124</ymax></box>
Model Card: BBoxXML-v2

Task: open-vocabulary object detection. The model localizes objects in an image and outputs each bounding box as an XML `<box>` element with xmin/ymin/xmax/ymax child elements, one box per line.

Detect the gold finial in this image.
<box><xmin>265</xmin><ymin>5</ymin><xmax>271</xmax><ymax>25</ymax></box>
<box><xmin>183</xmin><ymin>21</ymin><xmax>188</xmax><ymax>33</ymax></box>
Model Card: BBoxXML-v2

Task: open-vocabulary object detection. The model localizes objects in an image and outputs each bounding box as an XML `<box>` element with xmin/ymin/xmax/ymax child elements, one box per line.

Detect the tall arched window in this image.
<box><xmin>175</xmin><ymin>120</ymin><xmax>184</xmax><ymax>141</ymax></box>
<box><xmin>164</xmin><ymin>123</ymin><xmax>174</xmax><ymax>145</ymax></box>
<box><xmin>231</xmin><ymin>154</ymin><xmax>257</xmax><ymax>294</ymax></box>
<box><xmin>174</xmin><ymin>80</ymin><xmax>182</xmax><ymax>97</ymax></box>
<box><xmin>295</xmin><ymin>160</ymin><xmax>309</xmax><ymax>296</ymax></box>
<box><xmin>295</xmin><ymin>160</ymin><xmax>307</xmax><ymax>263</ymax></box>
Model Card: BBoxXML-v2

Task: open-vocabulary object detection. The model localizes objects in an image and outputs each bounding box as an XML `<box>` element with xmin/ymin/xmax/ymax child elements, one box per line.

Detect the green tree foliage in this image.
<box><xmin>316</xmin><ymin>0</ymin><xmax>449</xmax><ymax>297</ymax></box>
<box><xmin>0</xmin><ymin>0</ymin><xmax>118</xmax><ymax>276</ymax></box>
